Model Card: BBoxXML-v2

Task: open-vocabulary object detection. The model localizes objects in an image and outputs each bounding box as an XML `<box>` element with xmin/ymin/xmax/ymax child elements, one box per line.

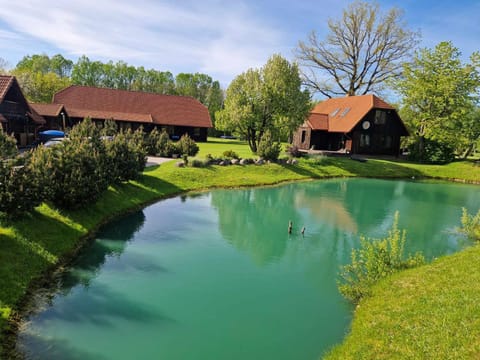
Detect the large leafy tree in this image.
<box><xmin>216</xmin><ymin>54</ymin><xmax>311</xmax><ymax>152</ymax></box>
<box><xmin>15</xmin><ymin>54</ymin><xmax>73</xmax><ymax>77</ymax></box>
<box><xmin>12</xmin><ymin>54</ymin><xmax>73</xmax><ymax>102</ymax></box>
<box><xmin>395</xmin><ymin>42</ymin><xmax>480</xmax><ymax>158</ymax></box>
<box><xmin>296</xmin><ymin>1</ymin><xmax>419</xmax><ymax>97</ymax></box>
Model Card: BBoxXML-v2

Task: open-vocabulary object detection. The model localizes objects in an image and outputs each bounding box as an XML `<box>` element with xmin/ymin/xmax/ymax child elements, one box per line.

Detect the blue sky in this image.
<box><xmin>0</xmin><ymin>0</ymin><xmax>479</xmax><ymax>86</ymax></box>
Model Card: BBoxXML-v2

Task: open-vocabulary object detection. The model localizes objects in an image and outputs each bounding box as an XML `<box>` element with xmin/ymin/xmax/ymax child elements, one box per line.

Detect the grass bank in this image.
<box><xmin>0</xmin><ymin>152</ymin><xmax>479</xmax><ymax>356</ymax></box>
<box><xmin>325</xmin><ymin>244</ymin><xmax>480</xmax><ymax>359</ymax></box>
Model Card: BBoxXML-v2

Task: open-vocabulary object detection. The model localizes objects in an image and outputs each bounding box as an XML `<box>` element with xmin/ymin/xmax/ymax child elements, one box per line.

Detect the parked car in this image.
<box><xmin>43</xmin><ymin>137</ymin><xmax>66</xmax><ymax>147</ymax></box>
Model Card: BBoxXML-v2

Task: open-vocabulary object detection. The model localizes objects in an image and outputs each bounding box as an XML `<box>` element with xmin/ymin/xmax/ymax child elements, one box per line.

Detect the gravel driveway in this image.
<box><xmin>146</xmin><ymin>156</ymin><xmax>173</xmax><ymax>167</ymax></box>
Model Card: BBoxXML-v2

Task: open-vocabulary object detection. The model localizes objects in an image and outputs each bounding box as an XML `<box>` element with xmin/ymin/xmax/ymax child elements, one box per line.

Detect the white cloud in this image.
<box><xmin>0</xmin><ymin>0</ymin><xmax>285</xmax><ymax>84</ymax></box>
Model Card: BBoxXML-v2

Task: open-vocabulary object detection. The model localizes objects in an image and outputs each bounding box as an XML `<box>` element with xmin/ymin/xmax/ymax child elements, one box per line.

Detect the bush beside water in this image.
<box><xmin>459</xmin><ymin>208</ymin><xmax>480</xmax><ymax>241</ymax></box>
<box><xmin>338</xmin><ymin>212</ymin><xmax>425</xmax><ymax>304</ymax></box>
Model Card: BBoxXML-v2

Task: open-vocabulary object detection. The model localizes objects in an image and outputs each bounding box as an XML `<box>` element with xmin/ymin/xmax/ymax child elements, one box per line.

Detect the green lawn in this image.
<box><xmin>325</xmin><ymin>245</ymin><xmax>480</xmax><ymax>359</ymax></box>
<box><xmin>0</xmin><ymin>139</ymin><xmax>479</xmax><ymax>357</ymax></box>
<box><xmin>196</xmin><ymin>137</ymin><xmax>257</xmax><ymax>158</ymax></box>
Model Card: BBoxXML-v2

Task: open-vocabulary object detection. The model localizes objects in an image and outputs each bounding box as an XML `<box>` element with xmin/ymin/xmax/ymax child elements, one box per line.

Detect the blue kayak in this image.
<box><xmin>39</xmin><ymin>130</ymin><xmax>65</xmax><ymax>137</ymax></box>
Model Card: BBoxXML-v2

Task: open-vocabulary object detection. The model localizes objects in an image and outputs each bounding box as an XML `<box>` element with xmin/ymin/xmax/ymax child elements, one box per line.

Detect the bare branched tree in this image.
<box><xmin>0</xmin><ymin>57</ymin><xmax>9</xmax><ymax>74</ymax></box>
<box><xmin>296</xmin><ymin>1</ymin><xmax>420</xmax><ymax>98</ymax></box>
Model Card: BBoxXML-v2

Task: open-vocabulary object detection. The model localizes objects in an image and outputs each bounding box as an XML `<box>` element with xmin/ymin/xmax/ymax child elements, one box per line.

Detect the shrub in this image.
<box><xmin>176</xmin><ymin>134</ymin><xmax>199</xmax><ymax>156</ymax></box>
<box><xmin>0</xmin><ymin>158</ymin><xmax>44</xmax><ymax>219</ymax></box>
<box><xmin>106</xmin><ymin>129</ymin><xmax>147</xmax><ymax>183</ymax></box>
<box><xmin>101</xmin><ymin>119</ymin><xmax>118</xmax><ymax>137</ymax></box>
<box><xmin>43</xmin><ymin>119</ymin><xmax>110</xmax><ymax>209</ymax></box>
<box><xmin>0</xmin><ymin>129</ymin><xmax>18</xmax><ymax>159</ymax></box>
<box><xmin>191</xmin><ymin>159</ymin><xmax>205</xmax><ymax>168</ymax></box>
<box><xmin>157</xmin><ymin>131</ymin><xmax>174</xmax><ymax>157</ymax></box>
<box><xmin>164</xmin><ymin>141</ymin><xmax>179</xmax><ymax>157</ymax></box>
<box><xmin>146</xmin><ymin>127</ymin><xmax>161</xmax><ymax>155</ymax></box>
<box><xmin>407</xmin><ymin>138</ymin><xmax>455</xmax><ymax>164</ymax></box>
<box><xmin>222</xmin><ymin>150</ymin><xmax>239</xmax><ymax>159</ymax></box>
<box><xmin>257</xmin><ymin>130</ymin><xmax>281</xmax><ymax>161</ymax></box>
<box><xmin>338</xmin><ymin>212</ymin><xmax>425</xmax><ymax>304</ymax></box>
<box><xmin>458</xmin><ymin>208</ymin><xmax>480</xmax><ymax>241</ymax></box>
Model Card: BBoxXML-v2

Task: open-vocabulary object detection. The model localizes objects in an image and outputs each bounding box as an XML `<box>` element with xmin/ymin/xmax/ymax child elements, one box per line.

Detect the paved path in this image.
<box><xmin>146</xmin><ymin>156</ymin><xmax>173</xmax><ymax>167</ymax></box>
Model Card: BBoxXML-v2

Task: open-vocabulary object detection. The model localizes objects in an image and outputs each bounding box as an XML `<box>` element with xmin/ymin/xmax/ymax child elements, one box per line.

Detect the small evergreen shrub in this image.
<box><xmin>0</xmin><ymin>129</ymin><xmax>18</xmax><ymax>159</ymax></box>
<box><xmin>338</xmin><ymin>212</ymin><xmax>425</xmax><ymax>304</ymax></box>
<box><xmin>157</xmin><ymin>130</ymin><xmax>170</xmax><ymax>155</ymax></box>
<box><xmin>106</xmin><ymin>129</ymin><xmax>147</xmax><ymax>183</ymax></box>
<box><xmin>222</xmin><ymin>150</ymin><xmax>239</xmax><ymax>159</ymax></box>
<box><xmin>191</xmin><ymin>159</ymin><xmax>205</xmax><ymax>168</ymax></box>
<box><xmin>257</xmin><ymin>131</ymin><xmax>281</xmax><ymax>161</ymax></box>
<box><xmin>101</xmin><ymin>119</ymin><xmax>118</xmax><ymax>137</ymax></box>
<box><xmin>45</xmin><ymin>119</ymin><xmax>110</xmax><ymax>209</ymax></box>
<box><xmin>176</xmin><ymin>134</ymin><xmax>199</xmax><ymax>156</ymax></box>
<box><xmin>146</xmin><ymin>127</ymin><xmax>162</xmax><ymax>155</ymax></box>
<box><xmin>0</xmin><ymin>159</ymin><xmax>44</xmax><ymax>219</ymax></box>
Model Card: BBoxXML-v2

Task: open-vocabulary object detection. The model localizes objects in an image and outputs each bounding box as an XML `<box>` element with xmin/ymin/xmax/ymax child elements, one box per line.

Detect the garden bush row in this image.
<box><xmin>146</xmin><ymin>128</ymin><xmax>199</xmax><ymax>157</ymax></box>
<box><xmin>0</xmin><ymin>119</ymin><xmax>147</xmax><ymax>218</ymax></box>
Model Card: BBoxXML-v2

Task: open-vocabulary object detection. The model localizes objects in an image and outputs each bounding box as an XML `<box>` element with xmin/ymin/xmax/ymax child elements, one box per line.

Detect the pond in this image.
<box><xmin>16</xmin><ymin>178</ymin><xmax>480</xmax><ymax>359</ymax></box>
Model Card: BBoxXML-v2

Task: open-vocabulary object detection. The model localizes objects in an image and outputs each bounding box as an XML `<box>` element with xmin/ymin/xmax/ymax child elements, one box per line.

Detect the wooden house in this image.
<box><xmin>48</xmin><ymin>85</ymin><xmax>212</xmax><ymax>141</ymax></box>
<box><xmin>293</xmin><ymin>95</ymin><xmax>408</xmax><ymax>156</ymax></box>
<box><xmin>0</xmin><ymin>75</ymin><xmax>46</xmax><ymax>146</ymax></box>
<box><xmin>29</xmin><ymin>103</ymin><xmax>70</xmax><ymax>131</ymax></box>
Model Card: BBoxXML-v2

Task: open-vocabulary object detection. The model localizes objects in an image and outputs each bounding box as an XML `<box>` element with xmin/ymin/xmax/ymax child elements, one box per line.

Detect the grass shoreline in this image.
<box><xmin>1</xmin><ymin>156</ymin><xmax>479</xmax><ymax>357</ymax></box>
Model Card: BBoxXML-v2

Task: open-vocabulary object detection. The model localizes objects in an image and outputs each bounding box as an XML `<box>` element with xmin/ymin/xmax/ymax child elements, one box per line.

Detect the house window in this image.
<box><xmin>384</xmin><ymin>136</ymin><xmax>392</xmax><ymax>149</ymax></box>
<box><xmin>375</xmin><ymin>110</ymin><xmax>386</xmax><ymax>125</ymax></box>
<box><xmin>360</xmin><ymin>134</ymin><xmax>370</xmax><ymax>147</ymax></box>
<box><xmin>194</xmin><ymin>127</ymin><xmax>201</xmax><ymax>137</ymax></box>
<box><xmin>301</xmin><ymin>130</ymin><xmax>306</xmax><ymax>143</ymax></box>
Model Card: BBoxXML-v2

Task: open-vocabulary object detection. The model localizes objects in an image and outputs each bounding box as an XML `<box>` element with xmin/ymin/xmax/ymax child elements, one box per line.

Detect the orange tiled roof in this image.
<box><xmin>53</xmin><ymin>85</ymin><xmax>212</xmax><ymax>128</ymax></box>
<box><xmin>310</xmin><ymin>94</ymin><xmax>395</xmax><ymax>133</ymax></box>
<box><xmin>306</xmin><ymin>113</ymin><xmax>329</xmax><ymax>130</ymax></box>
<box><xmin>30</xmin><ymin>103</ymin><xmax>65</xmax><ymax>117</ymax></box>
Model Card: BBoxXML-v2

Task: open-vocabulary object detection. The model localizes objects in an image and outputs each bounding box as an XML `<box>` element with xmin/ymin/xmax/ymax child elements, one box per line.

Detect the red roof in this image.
<box><xmin>306</xmin><ymin>113</ymin><xmax>329</xmax><ymax>130</ymax></box>
<box><xmin>53</xmin><ymin>85</ymin><xmax>212</xmax><ymax>128</ymax></box>
<box><xmin>0</xmin><ymin>75</ymin><xmax>14</xmax><ymax>103</ymax></box>
<box><xmin>307</xmin><ymin>94</ymin><xmax>399</xmax><ymax>133</ymax></box>
<box><xmin>30</xmin><ymin>103</ymin><xmax>65</xmax><ymax>117</ymax></box>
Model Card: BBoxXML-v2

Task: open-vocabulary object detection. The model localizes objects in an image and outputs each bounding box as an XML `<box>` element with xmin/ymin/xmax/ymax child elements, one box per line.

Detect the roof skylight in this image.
<box><xmin>330</xmin><ymin>108</ymin><xmax>340</xmax><ymax>117</ymax></box>
<box><xmin>340</xmin><ymin>107</ymin><xmax>351</xmax><ymax>117</ymax></box>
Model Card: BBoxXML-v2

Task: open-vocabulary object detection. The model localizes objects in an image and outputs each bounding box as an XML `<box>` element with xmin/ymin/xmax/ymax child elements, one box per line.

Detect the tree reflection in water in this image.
<box><xmin>211</xmin><ymin>186</ymin><xmax>303</xmax><ymax>266</ymax></box>
<box><xmin>61</xmin><ymin>211</ymin><xmax>146</xmax><ymax>290</ymax></box>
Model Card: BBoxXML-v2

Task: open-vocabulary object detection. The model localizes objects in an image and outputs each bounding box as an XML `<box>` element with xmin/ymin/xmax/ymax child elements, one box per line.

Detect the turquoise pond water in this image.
<box><xmin>17</xmin><ymin>178</ymin><xmax>480</xmax><ymax>359</ymax></box>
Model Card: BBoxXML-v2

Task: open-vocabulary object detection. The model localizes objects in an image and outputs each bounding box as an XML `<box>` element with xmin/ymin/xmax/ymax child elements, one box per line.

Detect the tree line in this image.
<box><xmin>1</xmin><ymin>1</ymin><xmax>478</xmax><ymax>162</ymax></box>
<box><xmin>3</xmin><ymin>54</ymin><xmax>224</xmax><ymax>131</ymax></box>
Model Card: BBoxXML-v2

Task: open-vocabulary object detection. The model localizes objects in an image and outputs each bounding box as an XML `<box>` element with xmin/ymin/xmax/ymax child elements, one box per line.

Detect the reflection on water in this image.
<box><xmin>295</xmin><ymin>192</ymin><xmax>358</xmax><ymax>233</ymax></box>
<box><xmin>63</xmin><ymin>211</ymin><xmax>146</xmax><ymax>290</ymax></box>
<box><xmin>210</xmin><ymin>186</ymin><xmax>302</xmax><ymax>265</ymax></box>
<box><xmin>16</xmin><ymin>179</ymin><xmax>480</xmax><ymax>360</ymax></box>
